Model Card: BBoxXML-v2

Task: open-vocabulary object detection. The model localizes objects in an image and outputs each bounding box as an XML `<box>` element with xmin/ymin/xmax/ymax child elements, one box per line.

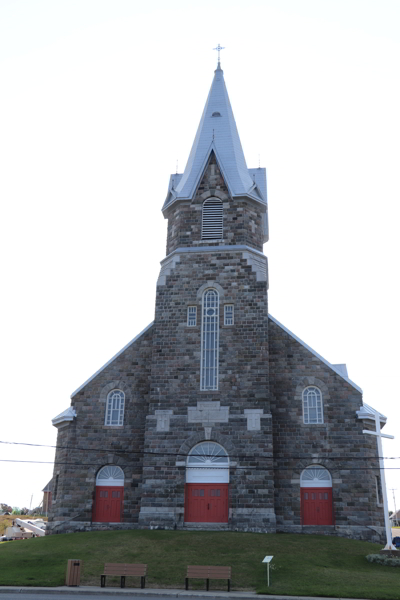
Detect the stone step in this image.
<box><xmin>183</xmin><ymin>522</ymin><xmax>230</xmax><ymax>531</ymax></box>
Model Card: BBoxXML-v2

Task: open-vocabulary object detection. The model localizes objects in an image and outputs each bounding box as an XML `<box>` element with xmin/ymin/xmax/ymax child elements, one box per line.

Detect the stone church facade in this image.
<box><xmin>48</xmin><ymin>62</ymin><xmax>386</xmax><ymax>542</ymax></box>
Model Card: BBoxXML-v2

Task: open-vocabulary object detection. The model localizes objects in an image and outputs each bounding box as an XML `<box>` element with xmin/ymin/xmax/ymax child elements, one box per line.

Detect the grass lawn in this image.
<box><xmin>0</xmin><ymin>530</ymin><xmax>398</xmax><ymax>598</ymax></box>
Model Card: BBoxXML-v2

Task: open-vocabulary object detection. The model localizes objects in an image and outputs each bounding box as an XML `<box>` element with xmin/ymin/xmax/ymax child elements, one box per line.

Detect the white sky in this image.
<box><xmin>1</xmin><ymin>0</ymin><xmax>399</xmax><ymax>514</ymax></box>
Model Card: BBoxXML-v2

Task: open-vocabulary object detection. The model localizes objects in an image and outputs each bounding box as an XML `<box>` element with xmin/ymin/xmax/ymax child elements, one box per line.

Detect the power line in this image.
<box><xmin>1</xmin><ymin>459</ymin><xmax>400</xmax><ymax>471</ymax></box>
<box><xmin>1</xmin><ymin>440</ymin><xmax>399</xmax><ymax>461</ymax></box>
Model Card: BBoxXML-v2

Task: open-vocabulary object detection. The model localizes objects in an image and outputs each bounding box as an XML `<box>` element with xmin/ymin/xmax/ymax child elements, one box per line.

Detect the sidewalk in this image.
<box><xmin>0</xmin><ymin>586</ymin><xmax>372</xmax><ymax>600</ymax></box>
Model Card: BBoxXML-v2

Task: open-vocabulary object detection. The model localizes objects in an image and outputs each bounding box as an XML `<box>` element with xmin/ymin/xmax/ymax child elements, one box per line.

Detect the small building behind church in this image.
<box><xmin>48</xmin><ymin>60</ymin><xmax>386</xmax><ymax>542</ymax></box>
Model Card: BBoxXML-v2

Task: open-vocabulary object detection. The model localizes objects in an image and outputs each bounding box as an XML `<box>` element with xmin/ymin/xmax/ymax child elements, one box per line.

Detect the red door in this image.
<box><xmin>185</xmin><ymin>484</ymin><xmax>229</xmax><ymax>523</ymax></box>
<box><xmin>93</xmin><ymin>486</ymin><xmax>123</xmax><ymax>522</ymax></box>
<box><xmin>301</xmin><ymin>488</ymin><xmax>333</xmax><ymax>525</ymax></box>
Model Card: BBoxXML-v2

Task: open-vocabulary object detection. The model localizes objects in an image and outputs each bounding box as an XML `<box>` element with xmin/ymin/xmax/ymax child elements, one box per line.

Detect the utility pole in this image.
<box><xmin>363</xmin><ymin>412</ymin><xmax>395</xmax><ymax>550</ymax></box>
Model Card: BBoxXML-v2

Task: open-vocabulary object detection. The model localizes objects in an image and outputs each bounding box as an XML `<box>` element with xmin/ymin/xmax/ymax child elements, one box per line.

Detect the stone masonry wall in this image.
<box><xmin>268</xmin><ymin>317</ymin><xmax>385</xmax><ymax>543</ymax></box>
<box><xmin>165</xmin><ymin>153</ymin><xmax>265</xmax><ymax>255</ymax></box>
<box><xmin>139</xmin><ymin>240</ymin><xmax>274</xmax><ymax>531</ymax></box>
<box><xmin>47</xmin><ymin>326</ymin><xmax>153</xmax><ymax>533</ymax></box>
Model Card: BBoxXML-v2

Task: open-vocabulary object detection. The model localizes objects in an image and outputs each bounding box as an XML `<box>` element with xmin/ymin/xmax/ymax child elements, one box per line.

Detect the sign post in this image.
<box><xmin>262</xmin><ymin>556</ymin><xmax>273</xmax><ymax>587</ymax></box>
<box><xmin>363</xmin><ymin>412</ymin><xmax>395</xmax><ymax>550</ymax></box>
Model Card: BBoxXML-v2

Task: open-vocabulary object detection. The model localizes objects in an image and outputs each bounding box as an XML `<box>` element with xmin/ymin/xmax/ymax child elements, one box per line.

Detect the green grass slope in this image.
<box><xmin>0</xmin><ymin>530</ymin><xmax>398</xmax><ymax>598</ymax></box>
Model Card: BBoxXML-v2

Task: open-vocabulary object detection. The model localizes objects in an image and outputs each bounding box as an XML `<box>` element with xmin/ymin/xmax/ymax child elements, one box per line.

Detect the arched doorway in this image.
<box><xmin>93</xmin><ymin>466</ymin><xmax>124</xmax><ymax>523</ymax></box>
<box><xmin>300</xmin><ymin>466</ymin><xmax>333</xmax><ymax>526</ymax></box>
<box><xmin>185</xmin><ymin>442</ymin><xmax>229</xmax><ymax>523</ymax></box>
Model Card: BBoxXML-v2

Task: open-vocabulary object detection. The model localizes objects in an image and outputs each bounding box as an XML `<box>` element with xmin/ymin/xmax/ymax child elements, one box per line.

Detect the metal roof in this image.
<box><xmin>42</xmin><ymin>479</ymin><xmax>53</xmax><ymax>492</ymax></box>
<box><xmin>51</xmin><ymin>406</ymin><xmax>77</xmax><ymax>426</ymax></box>
<box><xmin>163</xmin><ymin>64</ymin><xmax>266</xmax><ymax>210</ymax></box>
<box><xmin>357</xmin><ymin>402</ymin><xmax>387</xmax><ymax>423</ymax></box>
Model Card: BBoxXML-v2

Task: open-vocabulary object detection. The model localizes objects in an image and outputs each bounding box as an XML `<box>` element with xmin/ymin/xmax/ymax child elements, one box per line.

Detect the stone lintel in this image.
<box><xmin>188</xmin><ymin>401</ymin><xmax>229</xmax><ymax>424</ymax></box>
<box><xmin>244</xmin><ymin>408</ymin><xmax>263</xmax><ymax>431</ymax></box>
<box><xmin>232</xmin><ymin>508</ymin><xmax>275</xmax><ymax>515</ymax></box>
<box><xmin>155</xmin><ymin>409</ymin><xmax>173</xmax><ymax>432</ymax></box>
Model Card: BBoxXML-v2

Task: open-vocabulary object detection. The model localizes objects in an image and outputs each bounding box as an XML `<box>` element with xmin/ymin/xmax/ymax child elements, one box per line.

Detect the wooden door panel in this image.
<box><xmin>301</xmin><ymin>488</ymin><xmax>333</xmax><ymax>525</ymax></box>
<box><xmin>185</xmin><ymin>484</ymin><xmax>228</xmax><ymax>523</ymax></box>
<box><xmin>93</xmin><ymin>486</ymin><xmax>123</xmax><ymax>522</ymax></box>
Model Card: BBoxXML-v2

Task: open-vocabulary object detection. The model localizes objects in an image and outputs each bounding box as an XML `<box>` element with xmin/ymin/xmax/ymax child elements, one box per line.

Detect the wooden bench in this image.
<box><xmin>100</xmin><ymin>563</ymin><xmax>147</xmax><ymax>589</ymax></box>
<box><xmin>185</xmin><ymin>565</ymin><xmax>231</xmax><ymax>592</ymax></box>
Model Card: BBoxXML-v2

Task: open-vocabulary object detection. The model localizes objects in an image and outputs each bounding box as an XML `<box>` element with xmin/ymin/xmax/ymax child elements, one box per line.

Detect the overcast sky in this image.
<box><xmin>1</xmin><ymin>0</ymin><xmax>399</xmax><ymax>514</ymax></box>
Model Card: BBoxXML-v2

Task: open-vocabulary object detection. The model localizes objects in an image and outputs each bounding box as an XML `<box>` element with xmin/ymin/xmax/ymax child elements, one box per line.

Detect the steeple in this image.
<box><xmin>163</xmin><ymin>64</ymin><xmax>267</xmax><ymax>211</ymax></box>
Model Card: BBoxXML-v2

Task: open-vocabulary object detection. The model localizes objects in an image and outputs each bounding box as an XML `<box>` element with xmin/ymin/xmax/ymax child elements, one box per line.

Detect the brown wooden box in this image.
<box><xmin>66</xmin><ymin>559</ymin><xmax>81</xmax><ymax>586</ymax></box>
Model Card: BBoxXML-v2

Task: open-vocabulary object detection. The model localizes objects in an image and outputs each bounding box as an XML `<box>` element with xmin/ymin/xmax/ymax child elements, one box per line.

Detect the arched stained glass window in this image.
<box><xmin>300</xmin><ymin>466</ymin><xmax>332</xmax><ymax>488</ymax></box>
<box><xmin>201</xmin><ymin>289</ymin><xmax>219</xmax><ymax>390</ymax></box>
<box><xmin>302</xmin><ymin>386</ymin><xmax>323</xmax><ymax>424</ymax></box>
<box><xmin>188</xmin><ymin>442</ymin><xmax>229</xmax><ymax>465</ymax></box>
<box><xmin>105</xmin><ymin>389</ymin><xmax>125</xmax><ymax>426</ymax></box>
<box><xmin>202</xmin><ymin>198</ymin><xmax>223</xmax><ymax>240</ymax></box>
<box><xmin>96</xmin><ymin>465</ymin><xmax>125</xmax><ymax>486</ymax></box>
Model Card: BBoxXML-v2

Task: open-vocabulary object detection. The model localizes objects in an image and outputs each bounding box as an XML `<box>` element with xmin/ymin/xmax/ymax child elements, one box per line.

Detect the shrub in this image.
<box><xmin>366</xmin><ymin>554</ymin><xmax>400</xmax><ymax>567</ymax></box>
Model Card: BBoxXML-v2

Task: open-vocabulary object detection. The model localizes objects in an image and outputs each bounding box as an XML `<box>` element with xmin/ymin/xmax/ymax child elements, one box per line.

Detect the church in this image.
<box><xmin>48</xmin><ymin>59</ymin><xmax>386</xmax><ymax>542</ymax></box>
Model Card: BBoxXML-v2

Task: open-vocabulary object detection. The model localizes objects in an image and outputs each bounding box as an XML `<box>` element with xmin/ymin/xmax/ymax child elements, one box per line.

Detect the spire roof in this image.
<box><xmin>163</xmin><ymin>64</ymin><xmax>266</xmax><ymax>210</ymax></box>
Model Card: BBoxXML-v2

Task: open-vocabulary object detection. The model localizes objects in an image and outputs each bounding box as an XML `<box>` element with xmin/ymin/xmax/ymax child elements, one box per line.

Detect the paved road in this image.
<box><xmin>0</xmin><ymin>590</ymin><xmax>259</xmax><ymax>600</ymax></box>
<box><xmin>0</xmin><ymin>596</ymin><xmax>131</xmax><ymax>600</ymax></box>
<box><xmin>0</xmin><ymin>594</ymin><xmax>257</xmax><ymax>600</ymax></box>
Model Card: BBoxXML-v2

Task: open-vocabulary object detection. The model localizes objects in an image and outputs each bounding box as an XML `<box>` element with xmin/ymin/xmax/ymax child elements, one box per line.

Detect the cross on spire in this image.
<box><xmin>213</xmin><ymin>44</ymin><xmax>225</xmax><ymax>66</ymax></box>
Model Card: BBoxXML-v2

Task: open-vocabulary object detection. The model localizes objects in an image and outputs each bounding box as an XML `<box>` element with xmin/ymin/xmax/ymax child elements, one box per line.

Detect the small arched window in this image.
<box><xmin>202</xmin><ymin>198</ymin><xmax>223</xmax><ymax>240</ymax></box>
<box><xmin>188</xmin><ymin>442</ymin><xmax>229</xmax><ymax>466</ymax></box>
<box><xmin>300</xmin><ymin>466</ymin><xmax>332</xmax><ymax>488</ymax></box>
<box><xmin>302</xmin><ymin>386</ymin><xmax>323</xmax><ymax>424</ymax></box>
<box><xmin>96</xmin><ymin>465</ymin><xmax>125</xmax><ymax>486</ymax></box>
<box><xmin>105</xmin><ymin>389</ymin><xmax>125</xmax><ymax>426</ymax></box>
<box><xmin>201</xmin><ymin>289</ymin><xmax>219</xmax><ymax>390</ymax></box>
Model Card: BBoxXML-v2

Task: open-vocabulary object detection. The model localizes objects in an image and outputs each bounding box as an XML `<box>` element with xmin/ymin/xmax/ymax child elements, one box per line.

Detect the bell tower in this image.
<box><xmin>139</xmin><ymin>60</ymin><xmax>275</xmax><ymax>532</ymax></box>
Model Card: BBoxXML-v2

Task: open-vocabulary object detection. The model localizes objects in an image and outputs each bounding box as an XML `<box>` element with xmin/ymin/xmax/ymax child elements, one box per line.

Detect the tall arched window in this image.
<box><xmin>202</xmin><ymin>198</ymin><xmax>223</xmax><ymax>240</ymax></box>
<box><xmin>201</xmin><ymin>289</ymin><xmax>219</xmax><ymax>390</ymax></box>
<box><xmin>105</xmin><ymin>389</ymin><xmax>125</xmax><ymax>426</ymax></box>
<box><xmin>302</xmin><ymin>386</ymin><xmax>323</xmax><ymax>424</ymax></box>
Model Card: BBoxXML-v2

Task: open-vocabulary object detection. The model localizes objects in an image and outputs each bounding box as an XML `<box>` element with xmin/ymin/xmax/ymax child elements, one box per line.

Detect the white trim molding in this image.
<box><xmin>52</xmin><ymin>406</ymin><xmax>77</xmax><ymax>428</ymax></box>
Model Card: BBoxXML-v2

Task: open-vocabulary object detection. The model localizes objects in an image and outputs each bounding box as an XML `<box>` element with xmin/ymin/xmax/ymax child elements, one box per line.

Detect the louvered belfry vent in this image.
<box><xmin>202</xmin><ymin>198</ymin><xmax>223</xmax><ymax>240</ymax></box>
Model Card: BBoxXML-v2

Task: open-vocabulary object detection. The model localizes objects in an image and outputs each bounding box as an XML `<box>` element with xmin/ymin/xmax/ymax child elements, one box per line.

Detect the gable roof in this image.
<box><xmin>268</xmin><ymin>314</ymin><xmax>363</xmax><ymax>394</ymax></box>
<box><xmin>356</xmin><ymin>402</ymin><xmax>387</xmax><ymax>424</ymax></box>
<box><xmin>163</xmin><ymin>64</ymin><xmax>267</xmax><ymax>210</ymax></box>
<box><xmin>42</xmin><ymin>479</ymin><xmax>53</xmax><ymax>493</ymax></box>
<box><xmin>52</xmin><ymin>406</ymin><xmax>77</xmax><ymax>426</ymax></box>
<box><xmin>70</xmin><ymin>322</ymin><xmax>154</xmax><ymax>399</ymax></box>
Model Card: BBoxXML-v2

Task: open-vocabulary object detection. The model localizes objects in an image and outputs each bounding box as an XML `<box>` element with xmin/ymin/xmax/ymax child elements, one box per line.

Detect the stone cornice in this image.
<box><xmin>158</xmin><ymin>245</ymin><xmax>268</xmax><ymax>287</ymax></box>
<box><xmin>161</xmin><ymin>244</ymin><xmax>266</xmax><ymax>262</ymax></box>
